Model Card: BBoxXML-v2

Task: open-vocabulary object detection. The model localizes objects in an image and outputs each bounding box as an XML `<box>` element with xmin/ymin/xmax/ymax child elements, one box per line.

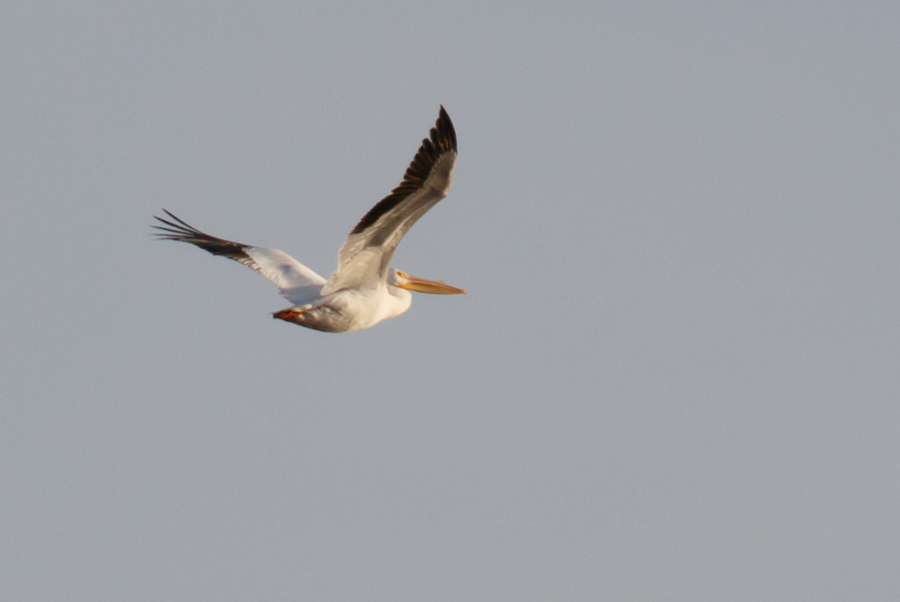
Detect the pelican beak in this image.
<box><xmin>397</xmin><ymin>275</ymin><xmax>467</xmax><ymax>295</ymax></box>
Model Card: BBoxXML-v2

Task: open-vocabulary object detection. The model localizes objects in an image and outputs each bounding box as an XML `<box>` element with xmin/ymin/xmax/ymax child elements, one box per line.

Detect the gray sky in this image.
<box><xmin>3</xmin><ymin>2</ymin><xmax>899</xmax><ymax>600</ymax></box>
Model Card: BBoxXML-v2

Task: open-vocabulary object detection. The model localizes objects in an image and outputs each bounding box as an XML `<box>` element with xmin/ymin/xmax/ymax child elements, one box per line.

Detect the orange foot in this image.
<box><xmin>272</xmin><ymin>307</ymin><xmax>306</xmax><ymax>324</ymax></box>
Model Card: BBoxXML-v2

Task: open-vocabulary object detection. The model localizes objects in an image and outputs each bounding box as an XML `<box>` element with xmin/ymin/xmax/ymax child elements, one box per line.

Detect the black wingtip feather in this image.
<box><xmin>151</xmin><ymin>210</ymin><xmax>252</xmax><ymax>262</ymax></box>
<box><xmin>350</xmin><ymin>106</ymin><xmax>457</xmax><ymax>235</ymax></box>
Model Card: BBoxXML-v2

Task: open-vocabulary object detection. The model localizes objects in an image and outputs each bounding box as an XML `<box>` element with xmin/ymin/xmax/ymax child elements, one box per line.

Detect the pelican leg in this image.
<box><xmin>272</xmin><ymin>307</ymin><xmax>308</xmax><ymax>324</ymax></box>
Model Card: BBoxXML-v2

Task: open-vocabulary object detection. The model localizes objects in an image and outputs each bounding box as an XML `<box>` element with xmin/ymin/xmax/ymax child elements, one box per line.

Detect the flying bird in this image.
<box><xmin>152</xmin><ymin>106</ymin><xmax>465</xmax><ymax>333</ymax></box>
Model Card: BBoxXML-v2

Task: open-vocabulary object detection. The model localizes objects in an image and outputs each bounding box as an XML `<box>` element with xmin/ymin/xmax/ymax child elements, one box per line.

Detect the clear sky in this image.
<box><xmin>3</xmin><ymin>2</ymin><xmax>899</xmax><ymax>600</ymax></box>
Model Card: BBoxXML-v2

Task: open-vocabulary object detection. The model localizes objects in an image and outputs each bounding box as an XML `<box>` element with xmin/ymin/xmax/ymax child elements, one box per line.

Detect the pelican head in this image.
<box><xmin>389</xmin><ymin>269</ymin><xmax>467</xmax><ymax>295</ymax></box>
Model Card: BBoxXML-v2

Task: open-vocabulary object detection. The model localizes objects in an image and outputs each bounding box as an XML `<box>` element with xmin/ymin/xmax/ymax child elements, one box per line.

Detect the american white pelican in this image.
<box><xmin>152</xmin><ymin>106</ymin><xmax>465</xmax><ymax>333</ymax></box>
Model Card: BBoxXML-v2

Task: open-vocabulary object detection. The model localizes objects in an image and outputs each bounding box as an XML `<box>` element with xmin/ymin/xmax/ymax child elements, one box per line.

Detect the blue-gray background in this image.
<box><xmin>3</xmin><ymin>2</ymin><xmax>899</xmax><ymax>600</ymax></box>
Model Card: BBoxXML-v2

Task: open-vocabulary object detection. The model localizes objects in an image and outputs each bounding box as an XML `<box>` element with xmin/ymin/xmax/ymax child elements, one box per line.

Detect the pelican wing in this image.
<box><xmin>152</xmin><ymin>210</ymin><xmax>326</xmax><ymax>305</ymax></box>
<box><xmin>321</xmin><ymin>106</ymin><xmax>458</xmax><ymax>295</ymax></box>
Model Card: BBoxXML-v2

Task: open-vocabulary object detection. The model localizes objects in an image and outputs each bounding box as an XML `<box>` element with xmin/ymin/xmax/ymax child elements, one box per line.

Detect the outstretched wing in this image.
<box><xmin>321</xmin><ymin>106</ymin><xmax>458</xmax><ymax>295</ymax></box>
<box><xmin>152</xmin><ymin>210</ymin><xmax>326</xmax><ymax>305</ymax></box>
